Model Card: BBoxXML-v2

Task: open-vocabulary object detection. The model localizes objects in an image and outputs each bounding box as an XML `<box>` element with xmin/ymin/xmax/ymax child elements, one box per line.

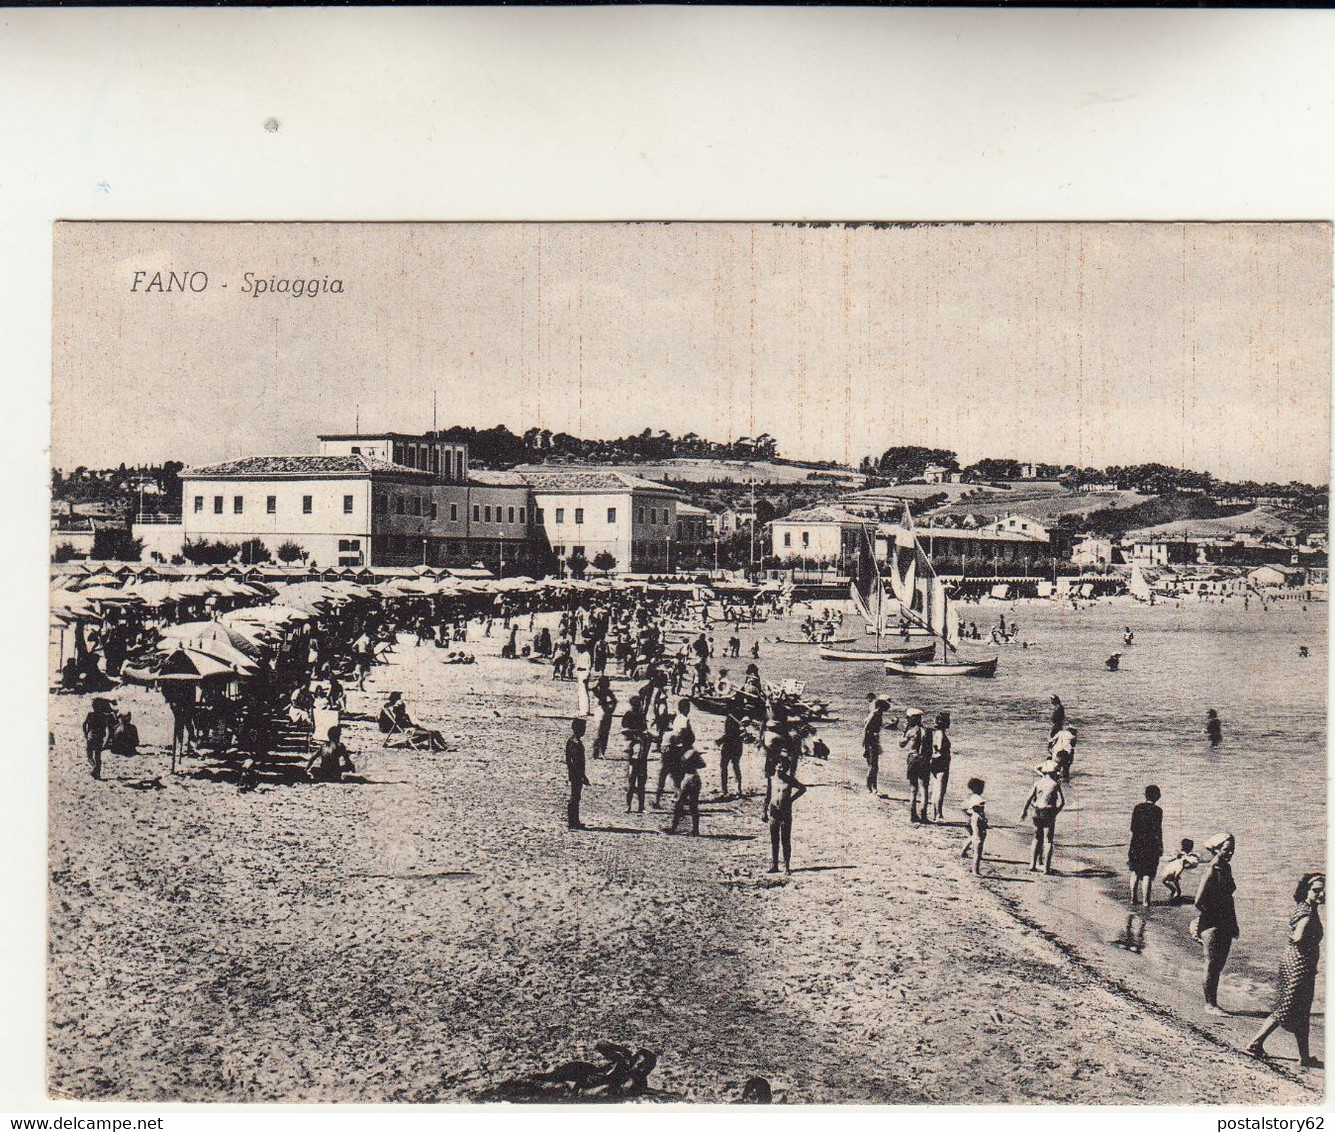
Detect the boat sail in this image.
<box><xmin>884</xmin><ymin>509</ymin><xmax>997</xmax><ymax>678</ymax></box>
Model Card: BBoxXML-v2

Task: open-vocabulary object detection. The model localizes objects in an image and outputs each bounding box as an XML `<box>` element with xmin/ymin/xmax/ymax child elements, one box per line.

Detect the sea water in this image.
<box><xmin>759</xmin><ymin>596</ymin><xmax>1327</xmax><ymax>1019</ymax></box>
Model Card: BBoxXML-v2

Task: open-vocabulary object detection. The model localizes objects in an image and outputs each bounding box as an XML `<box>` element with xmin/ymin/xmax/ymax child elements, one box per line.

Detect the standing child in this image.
<box><xmin>1160</xmin><ymin>838</ymin><xmax>1201</xmax><ymax>903</ymax></box>
<box><xmin>765</xmin><ymin>758</ymin><xmax>807</xmax><ymax>874</ymax></box>
<box><xmin>960</xmin><ymin>777</ymin><xmax>988</xmax><ymax>875</ymax></box>
<box><xmin>565</xmin><ymin>718</ymin><xmax>589</xmax><ymax>830</ymax></box>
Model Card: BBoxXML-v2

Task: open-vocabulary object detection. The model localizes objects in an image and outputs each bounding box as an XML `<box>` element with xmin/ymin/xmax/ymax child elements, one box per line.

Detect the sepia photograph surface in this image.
<box><xmin>48</xmin><ymin>220</ymin><xmax>1329</xmax><ymax>1105</ymax></box>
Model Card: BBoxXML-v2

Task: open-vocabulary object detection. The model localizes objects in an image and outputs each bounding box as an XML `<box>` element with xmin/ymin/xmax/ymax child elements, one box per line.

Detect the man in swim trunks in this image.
<box><xmin>1021</xmin><ymin>759</ymin><xmax>1066</xmax><ymax>874</ymax></box>
<box><xmin>901</xmin><ymin>708</ymin><xmax>931</xmax><ymax>823</ymax></box>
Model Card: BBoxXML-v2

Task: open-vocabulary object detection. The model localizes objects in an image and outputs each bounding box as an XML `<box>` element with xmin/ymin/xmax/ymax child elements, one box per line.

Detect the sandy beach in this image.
<box><xmin>47</xmin><ymin>619</ymin><xmax>1321</xmax><ymax>1104</ymax></box>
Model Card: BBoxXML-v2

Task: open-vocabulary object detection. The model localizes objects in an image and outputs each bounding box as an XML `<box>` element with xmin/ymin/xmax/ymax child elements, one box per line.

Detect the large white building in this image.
<box><xmin>521</xmin><ymin>469</ymin><xmax>683</xmax><ymax>574</ymax></box>
<box><xmin>769</xmin><ymin>506</ymin><xmax>870</xmax><ymax>566</ymax></box>
<box><xmin>178</xmin><ymin>432</ymin><xmax>539</xmax><ymax>571</ymax></box>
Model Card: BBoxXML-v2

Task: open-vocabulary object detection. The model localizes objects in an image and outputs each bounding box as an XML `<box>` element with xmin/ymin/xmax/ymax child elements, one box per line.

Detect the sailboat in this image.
<box><xmin>882</xmin><ymin>509</ymin><xmax>998</xmax><ymax>678</ymax></box>
<box><xmin>820</xmin><ymin>525</ymin><xmax>939</xmax><ymax>662</ymax></box>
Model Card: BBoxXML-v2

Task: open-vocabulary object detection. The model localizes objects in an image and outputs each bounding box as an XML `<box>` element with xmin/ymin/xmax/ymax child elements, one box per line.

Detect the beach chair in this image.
<box><xmin>379</xmin><ymin>707</ymin><xmax>433</xmax><ymax>751</ymax></box>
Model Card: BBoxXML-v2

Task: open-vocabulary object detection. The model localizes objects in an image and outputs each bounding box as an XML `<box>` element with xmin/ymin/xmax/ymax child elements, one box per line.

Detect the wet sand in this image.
<box><xmin>47</xmin><ymin>622</ymin><xmax>1319</xmax><ymax>1103</ymax></box>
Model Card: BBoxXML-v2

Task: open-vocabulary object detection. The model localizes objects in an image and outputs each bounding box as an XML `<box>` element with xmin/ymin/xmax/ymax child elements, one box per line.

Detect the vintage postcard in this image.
<box><xmin>47</xmin><ymin>221</ymin><xmax>1328</xmax><ymax>1104</ymax></box>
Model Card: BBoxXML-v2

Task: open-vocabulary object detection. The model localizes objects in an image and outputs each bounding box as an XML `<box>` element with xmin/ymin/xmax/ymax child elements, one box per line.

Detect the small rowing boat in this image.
<box><xmin>883</xmin><ymin>655</ymin><xmax>999</xmax><ymax>678</ymax></box>
<box><xmin>773</xmin><ymin>634</ymin><xmax>859</xmax><ymax>646</ymax></box>
<box><xmin>818</xmin><ymin>643</ymin><xmax>937</xmax><ymax>663</ymax></box>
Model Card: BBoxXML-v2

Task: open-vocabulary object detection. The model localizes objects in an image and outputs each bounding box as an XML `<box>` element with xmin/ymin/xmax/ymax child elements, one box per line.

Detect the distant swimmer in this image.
<box><xmin>1299</xmin><ymin>646</ymin><xmax>1310</xmax><ymax>658</ymax></box>
<box><xmin>1106</xmin><ymin>653</ymin><xmax>1121</xmax><ymax>671</ymax></box>
<box><xmin>1206</xmin><ymin>709</ymin><xmax>1223</xmax><ymax>748</ymax></box>
<box><xmin>1123</xmin><ymin>627</ymin><xmax>1135</xmax><ymax>646</ymax></box>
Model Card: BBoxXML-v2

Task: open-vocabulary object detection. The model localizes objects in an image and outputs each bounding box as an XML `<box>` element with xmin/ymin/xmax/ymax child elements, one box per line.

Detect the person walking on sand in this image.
<box><xmin>653</xmin><ymin>700</ymin><xmax>694</xmax><ymax>809</ymax></box>
<box><xmin>765</xmin><ymin>757</ymin><xmax>807</xmax><ymax>874</ymax></box>
<box><xmin>720</xmin><ymin>707</ymin><xmax>745</xmax><ymax>797</ymax></box>
<box><xmin>961</xmin><ymin>777</ymin><xmax>988</xmax><ymax>875</ymax></box>
<box><xmin>591</xmin><ymin>677</ymin><xmax>618</xmax><ymax>759</ymax></box>
<box><xmin>668</xmin><ymin>748</ymin><xmax>706</xmax><ymax>836</ymax></box>
<box><xmin>1205</xmin><ymin>709</ymin><xmax>1223</xmax><ymax>748</ymax></box>
<box><xmin>622</xmin><ymin>695</ymin><xmax>651</xmax><ymax>813</ymax></box>
<box><xmin>1248</xmin><ymin>872</ymin><xmax>1325</xmax><ymax>1067</ymax></box>
<box><xmin>1128</xmin><ymin>785</ymin><xmax>1164</xmax><ymax>906</ymax></box>
<box><xmin>862</xmin><ymin>695</ymin><xmax>889</xmax><ymax>794</ymax></box>
<box><xmin>1021</xmin><ymin>760</ymin><xmax>1066</xmax><ymax>874</ymax></box>
<box><xmin>929</xmin><ymin>710</ymin><xmax>952</xmax><ymax>821</ymax></box>
<box><xmin>1191</xmin><ymin>832</ymin><xmax>1240</xmax><ymax>1015</ymax></box>
<box><xmin>565</xmin><ymin>718</ymin><xmax>590</xmax><ymax>830</ymax></box>
<box><xmin>82</xmin><ymin>698</ymin><xmax>116</xmax><ymax>781</ymax></box>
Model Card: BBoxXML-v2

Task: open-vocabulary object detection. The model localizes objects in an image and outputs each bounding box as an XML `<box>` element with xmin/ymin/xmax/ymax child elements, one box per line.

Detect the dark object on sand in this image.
<box><xmin>741</xmin><ymin>1076</ymin><xmax>773</xmax><ymax>1103</ymax></box>
<box><xmin>483</xmin><ymin>1042</ymin><xmax>659</xmax><ymax>1102</ymax></box>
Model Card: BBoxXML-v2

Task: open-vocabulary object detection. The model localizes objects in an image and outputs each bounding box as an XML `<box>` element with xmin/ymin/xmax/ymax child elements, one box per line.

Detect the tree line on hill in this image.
<box><xmin>438</xmin><ymin>425</ymin><xmax>780</xmax><ymax>467</ymax></box>
<box><xmin>858</xmin><ymin>445</ymin><xmax>1326</xmax><ymax>504</ymax></box>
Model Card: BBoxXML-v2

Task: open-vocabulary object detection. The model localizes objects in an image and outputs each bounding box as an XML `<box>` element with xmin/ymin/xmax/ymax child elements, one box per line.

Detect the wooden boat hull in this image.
<box><xmin>883</xmin><ymin>656</ymin><xmax>999</xmax><ymax>677</ymax></box>
<box><xmin>818</xmin><ymin>643</ymin><xmax>936</xmax><ymax>663</ymax></box>
<box><xmin>774</xmin><ymin>635</ymin><xmax>858</xmax><ymax>645</ymax></box>
<box><xmin>865</xmin><ymin>625</ymin><xmax>934</xmax><ymax>638</ymax></box>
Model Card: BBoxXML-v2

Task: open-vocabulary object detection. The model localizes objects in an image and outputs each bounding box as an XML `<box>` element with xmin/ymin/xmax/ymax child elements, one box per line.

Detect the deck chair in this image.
<box><xmin>379</xmin><ymin>706</ymin><xmax>440</xmax><ymax>751</ymax></box>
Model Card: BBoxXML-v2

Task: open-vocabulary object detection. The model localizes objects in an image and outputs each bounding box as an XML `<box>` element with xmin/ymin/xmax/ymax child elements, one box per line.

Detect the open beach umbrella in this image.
<box><xmin>70</xmin><ymin>571</ymin><xmax>125</xmax><ymax>590</ymax></box>
<box><xmin>50</xmin><ymin>590</ymin><xmax>96</xmax><ymax>622</ymax></box>
<box><xmin>159</xmin><ymin>620</ymin><xmax>268</xmax><ymax>659</ymax></box>
<box><xmin>75</xmin><ymin>586</ymin><xmax>146</xmax><ymax>605</ymax></box>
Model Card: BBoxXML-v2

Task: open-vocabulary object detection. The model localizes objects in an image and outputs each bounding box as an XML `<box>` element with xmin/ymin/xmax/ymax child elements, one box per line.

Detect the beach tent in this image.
<box><xmin>1077</xmin><ymin>583</ymin><xmax>1095</xmax><ymax>598</ymax></box>
<box><xmin>989</xmin><ymin>585</ymin><xmax>1011</xmax><ymax>600</ymax></box>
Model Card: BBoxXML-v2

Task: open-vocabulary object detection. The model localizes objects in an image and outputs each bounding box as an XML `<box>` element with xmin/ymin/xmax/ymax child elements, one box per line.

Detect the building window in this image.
<box><xmin>636</xmin><ymin>509</ymin><xmax>644</xmax><ymax>524</ymax></box>
<box><xmin>783</xmin><ymin>532</ymin><xmax>792</xmax><ymax>548</ymax></box>
<box><xmin>574</xmin><ymin>508</ymin><xmax>584</xmax><ymax>525</ymax></box>
<box><xmin>450</xmin><ymin>503</ymin><xmax>458</xmax><ymax>522</ymax></box>
<box><xmin>650</xmin><ymin>509</ymin><xmax>657</xmax><ymax>525</ymax></box>
<box><xmin>337</xmin><ymin>538</ymin><xmax>362</xmax><ymax>552</ymax></box>
<box><xmin>677</xmin><ymin>520</ymin><xmax>684</xmax><ymax>537</ymax></box>
<box><xmin>376</xmin><ymin>494</ymin><xmax>388</xmax><ymax>514</ymax></box>
<box><xmin>194</xmin><ymin>496</ymin><xmax>203</xmax><ymax>513</ymax></box>
<box><xmin>536</xmin><ymin>508</ymin><xmax>544</xmax><ymax>524</ymax></box>
<box><xmin>607</xmin><ymin>507</ymin><xmax>617</xmax><ymax>523</ymax></box>
<box><xmin>395</xmin><ymin>497</ymin><xmax>405</xmax><ymax>515</ymax></box>
<box><xmin>213</xmin><ymin>496</ymin><xmax>223</xmax><ymax>514</ymax></box>
<box><xmin>266</xmin><ymin>495</ymin><xmax>277</xmax><ymax>514</ymax></box>
<box><xmin>351</xmin><ymin>446</ymin><xmax>361</xmax><ymax>455</ymax></box>
<box><xmin>411</xmin><ymin>497</ymin><xmax>422</xmax><ymax>517</ymax></box>
<box><xmin>508</xmin><ymin>507</ymin><xmax>515</xmax><ymax>524</ymax></box>
<box><xmin>341</xmin><ymin>494</ymin><xmax>353</xmax><ymax>514</ymax></box>
<box><xmin>553</xmin><ymin>545</ymin><xmax>565</xmax><ymax>557</ymax></box>
<box><xmin>802</xmin><ymin>532</ymin><xmax>810</xmax><ymax>548</ymax></box>
<box><xmin>554</xmin><ymin>507</ymin><xmax>565</xmax><ymax>524</ymax></box>
<box><xmin>485</xmin><ymin>505</ymin><xmax>492</xmax><ymax>522</ymax></box>
<box><xmin>430</xmin><ymin>502</ymin><xmax>438</xmax><ymax>520</ymax></box>
<box><xmin>302</xmin><ymin>495</ymin><xmax>313</xmax><ymax>515</ymax></box>
<box><xmin>472</xmin><ymin>505</ymin><xmax>480</xmax><ymax>521</ymax></box>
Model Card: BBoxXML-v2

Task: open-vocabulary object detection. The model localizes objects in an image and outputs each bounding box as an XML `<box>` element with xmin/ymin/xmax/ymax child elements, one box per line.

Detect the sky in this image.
<box><xmin>51</xmin><ymin>221</ymin><xmax>1331</xmax><ymax>483</ymax></box>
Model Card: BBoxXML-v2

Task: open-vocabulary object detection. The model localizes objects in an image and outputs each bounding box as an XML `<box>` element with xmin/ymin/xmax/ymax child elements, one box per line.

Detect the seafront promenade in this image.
<box><xmin>47</xmin><ymin>614</ymin><xmax>1317</xmax><ymax>1104</ymax></box>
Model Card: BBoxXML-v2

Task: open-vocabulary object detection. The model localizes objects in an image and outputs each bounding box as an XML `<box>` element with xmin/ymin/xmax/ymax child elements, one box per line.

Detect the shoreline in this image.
<box><xmin>46</xmin><ymin>613</ymin><xmax>1321</xmax><ymax>1103</ymax></box>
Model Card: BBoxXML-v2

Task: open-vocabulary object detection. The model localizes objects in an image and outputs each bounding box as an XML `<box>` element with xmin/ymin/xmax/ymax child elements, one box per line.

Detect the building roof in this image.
<box><xmin>676</xmin><ymin>502</ymin><xmax>711</xmax><ymax>516</ymax></box>
<box><xmin>467</xmin><ymin>469</ymin><xmax>530</xmax><ymax>488</ymax></box>
<box><xmin>776</xmin><ymin>506</ymin><xmax>873</xmax><ymax>525</ymax></box>
<box><xmin>518</xmin><ymin>469</ymin><xmax>682</xmax><ymax>496</ymax></box>
<box><xmin>184</xmin><ymin>454</ymin><xmax>435</xmax><ymax>480</ymax></box>
<box><xmin>317</xmin><ymin>431</ymin><xmax>455</xmax><ymax>442</ymax></box>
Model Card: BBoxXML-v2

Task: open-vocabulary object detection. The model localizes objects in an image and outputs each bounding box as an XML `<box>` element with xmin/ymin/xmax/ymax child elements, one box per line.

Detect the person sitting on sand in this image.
<box><xmin>1160</xmin><ymin>839</ymin><xmax>1201</xmax><ymax>903</ymax></box>
<box><xmin>961</xmin><ymin>777</ymin><xmax>988</xmax><ymax>875</ymax></box>
<box><xmin>108</xmin><ymin>709</ymin><xmax>140</xmax><ymax>757</ymax></box>
<box><xmin>1106</xmin><ymin>653</ymin><xmax>1121</xmax><ymax>671</ymax></box>
<box><xmin>1021</xmin><ymin>760</ymin><xmax>1066</xmax><ymax>875</ymax></box>
<box><xmin>379</xmin><ymin>692</ymin><xmax>448</xmax><ymax>750</ymax></box>
<box><xmin>306</xmin><ymin>725</ymin><xmax>355</xmax><ymax>783</ymax></box>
